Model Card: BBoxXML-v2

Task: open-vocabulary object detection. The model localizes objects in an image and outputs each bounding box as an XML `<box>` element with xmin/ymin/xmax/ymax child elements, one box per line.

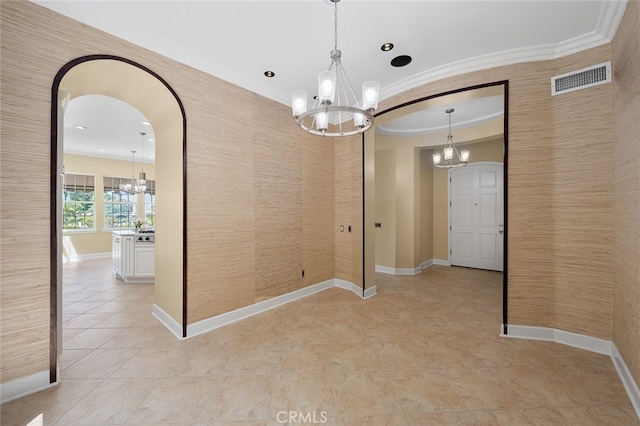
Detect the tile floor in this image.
<box><xmin>1</xmin><ymin>258</ymin><xmax>638</xmax><ymax>425</ymax></box>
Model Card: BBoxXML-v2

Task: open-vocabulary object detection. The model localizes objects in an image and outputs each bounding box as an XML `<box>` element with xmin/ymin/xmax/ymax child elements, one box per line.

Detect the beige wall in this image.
<box><xmin>419</xmin><ymin>149</ymin><xmax>434</xmax><ymax>263</ymax></box>
<box><xmin>374</xmin><ymin>149</ymin><xmax>396</xmax><ymax>267</ymax></box>
<box><xmin>612</xmin><ymin>0</ymin><xmax>640</xmax><ymax>388</ymax></box>
<box><xmin>62</xmin><ymin>153</ymin><xmax>156</xmax><ymax>257</ymax></box>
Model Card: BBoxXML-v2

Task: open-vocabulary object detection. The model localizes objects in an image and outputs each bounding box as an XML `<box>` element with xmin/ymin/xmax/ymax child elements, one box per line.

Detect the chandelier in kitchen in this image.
<box><xmin>291</xmin><ymin>0</ymin><xmax>379</xmax><ymax>136</ymax></box>
<box><xmin>119</xmin><ymin>132</ymin><xmax>147</xmax><ymax>193</ymax></box>
<box><xmin>432</xmin><ymin>108</ymin><xmax>470</xmax><ymax>168</ymax></box>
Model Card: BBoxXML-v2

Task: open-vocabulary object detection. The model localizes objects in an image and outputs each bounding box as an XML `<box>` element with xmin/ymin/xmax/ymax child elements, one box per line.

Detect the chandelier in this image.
<box><xmin>432</xmin><ymin>108</ymin><xmax>470</xmax><ymax>168</ymax></box>
<box><xmin>119</xmin><ymin>132</ymin><xmax>147</xmax><ymax>193</ymax></box>
<box><xmin>291</xmin><ymin>0</ymin><xmax>379</xmax><ymax>137</ymax></box>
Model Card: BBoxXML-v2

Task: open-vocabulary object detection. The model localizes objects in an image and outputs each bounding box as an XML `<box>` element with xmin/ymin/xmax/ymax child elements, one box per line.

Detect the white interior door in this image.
<box><xmin>450</xmin><ymin>163</ymin><xmax>503</xmax><ymax>271</ymax></box>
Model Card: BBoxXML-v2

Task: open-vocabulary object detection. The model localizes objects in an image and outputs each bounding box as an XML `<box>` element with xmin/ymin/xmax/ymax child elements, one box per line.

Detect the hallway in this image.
<box><xmin>1</xmin><ymin>258</ymin><xmax>636</xmax><ymax>425</ymax></box>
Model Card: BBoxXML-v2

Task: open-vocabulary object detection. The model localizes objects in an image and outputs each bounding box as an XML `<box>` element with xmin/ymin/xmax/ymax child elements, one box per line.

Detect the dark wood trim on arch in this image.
<box><xmin>50</xmin><ymin>54</ymin><xmax>188</xmax><ymax>383</ymax></box>
<box><xmin>366</xmin><ymin>80</ymin><xmax>509</xmax><ymax>330</ymax></box>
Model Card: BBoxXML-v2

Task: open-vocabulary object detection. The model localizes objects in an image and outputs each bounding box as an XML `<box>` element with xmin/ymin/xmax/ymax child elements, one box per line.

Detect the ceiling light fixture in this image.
<box><xmin>432</xmin><ymin>108</ymin><xmax>470</xmax><ymax>168</ymax></box>
<box><xmin>381</xmin><ymin>42</ymin><xmax>394</xmax><ymax>52</ymax></box>
<box><xmin>119</xmin><ymin>132</ymin><xmax>147</xmax><ymax>194</ymax></box>
<box><xmin>264</xmin><ymin>70</ymin><xmax>275</xmax><ymax>78</ymax></box>
<box><xmin>291</xmin><ymin>0</ymin><xmax>379</xmax><ymax>136</ymax></box>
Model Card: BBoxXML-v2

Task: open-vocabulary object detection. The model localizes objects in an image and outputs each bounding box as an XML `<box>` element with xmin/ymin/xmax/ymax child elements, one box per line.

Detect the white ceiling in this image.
<box><xmin>64</xmin><ymin>95</ymin><xmax>156</xmax><ymax>163</ymax></box>
<box><xmin>38</xmin><ymin>0</ymin><xmax>627</xmax><ymax>158</ymax></box>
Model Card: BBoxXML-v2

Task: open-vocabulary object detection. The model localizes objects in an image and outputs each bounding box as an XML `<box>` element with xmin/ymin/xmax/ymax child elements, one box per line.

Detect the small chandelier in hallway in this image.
<box><xmin>119</xmin><ymin>132</ymin><xmax>147</xmax><ymax>194</ymax></box>
<box><xmin>432</xmin><ymin>108</ymin><xmax>470</xmax><ymax>168</ymax></box>
<box><xmin>291</xmin><ymin>0</ymin><xmax>380</xmax><ymax>137</ymax></box>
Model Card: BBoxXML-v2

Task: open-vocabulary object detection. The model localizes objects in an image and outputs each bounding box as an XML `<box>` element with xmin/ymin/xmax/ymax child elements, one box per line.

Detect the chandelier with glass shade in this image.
<box><xmin>119</xmin><ymin>132</ymin><xmax>147</xmax><ymax>194</ymax></box>
<box><xmin>432</xmin><ymin>108</ymin><xmax>470</xmax><ymax>168</ymax></box>
<box><xmin>291</xmin><ymin>0</ymin><xmax>380</xmax><ymax>136</ymax></box>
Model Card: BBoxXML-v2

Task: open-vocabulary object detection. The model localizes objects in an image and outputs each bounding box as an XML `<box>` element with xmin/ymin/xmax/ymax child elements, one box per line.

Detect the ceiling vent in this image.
<box><xmin>551</xmin><ymin>61</ymin><xmax>611</xmax><ymax>96</ymax></box>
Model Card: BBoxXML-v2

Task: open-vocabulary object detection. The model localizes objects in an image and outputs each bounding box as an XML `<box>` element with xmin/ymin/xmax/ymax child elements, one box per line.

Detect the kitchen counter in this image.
<box><xmin>112</xmin><ymin>231</ymin><xmax>154</xmax><ymax>283</ymax></box>
<box><xmin>111</xmin><ymin>230</ymin><xmax>135</xmax><ymax>236</ymax></box>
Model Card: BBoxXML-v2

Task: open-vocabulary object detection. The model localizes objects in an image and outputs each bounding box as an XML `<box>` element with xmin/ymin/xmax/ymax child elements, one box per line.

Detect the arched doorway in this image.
<box><xmin>50</xmin><ymin>55</ymin><xmax>187</xmax><ymax>383</ymax></box>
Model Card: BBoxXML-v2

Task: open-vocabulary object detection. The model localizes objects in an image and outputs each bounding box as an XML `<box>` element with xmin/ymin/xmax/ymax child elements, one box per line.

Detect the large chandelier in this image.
<box><xmin>291</xmin><ymin>0</ymin><xmax>379</xmax><ymax>137</ymax></box>
<box><xmin>119</xmin><ymin>132</ymin><xmax>147</xmax><ymax>193</ymax></box>
<box><xmin>432</xmin><ymin>108</ymin><xmax>470</xmax><ymax>168</ymax></box>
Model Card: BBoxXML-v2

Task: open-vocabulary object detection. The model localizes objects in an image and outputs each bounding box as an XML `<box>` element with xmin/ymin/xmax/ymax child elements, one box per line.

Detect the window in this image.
<box><xmin>103</xmin><ymin>176</ymin><xmax>137</xmax><ymax>229</ymax></box>
<box><xmin>143</xmin><ymin>179</ymin><xmax>156</xmax><ymax>228</ymax></box>
<box><xmin>63</xmin><ymin>173</ymin><xmax>96</xmax><ymax>230</ymax></box>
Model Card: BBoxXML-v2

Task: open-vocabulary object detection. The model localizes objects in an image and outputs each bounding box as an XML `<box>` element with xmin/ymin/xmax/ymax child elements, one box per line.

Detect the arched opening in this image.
<box><xmin>363</xmin><ymin>81</ymin><xmax>508</xmax><ymax>328</ymax></box>
<box><xmin>50</xmin><ymin>55</ymin><xmax>187</xmax><ymax>383</ymax></box>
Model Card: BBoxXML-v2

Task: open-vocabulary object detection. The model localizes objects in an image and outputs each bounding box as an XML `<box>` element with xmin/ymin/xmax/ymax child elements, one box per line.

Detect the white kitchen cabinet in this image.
<box><xmin>134</xmin><ymin>246</ymin><xmax>155</xmax><ymax>277</ymax></box>
<box><xmin>112</xmin><ymin>231</ymin><xmax>153</xmax><ymax>283</ymax></box>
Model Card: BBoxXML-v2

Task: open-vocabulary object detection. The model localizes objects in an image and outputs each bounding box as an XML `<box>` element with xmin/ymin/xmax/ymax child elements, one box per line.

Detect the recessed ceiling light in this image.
<box><xmin>75</xmin><ymin>125</ymin><xmax>87</xmax><ymax>130</ymax></box>
<box><xmin>148</xmin><ymin>139</ymin><xmax>155</xmax><ymax>142</ymax></box>
<box><xmin>391</xmin><ymin>55</ymin><xmax>412</xmax><ymax>67</ymax></box>
<box><xmin>98</xmin><ymin>149</ymin><xmax>105</xmax><ymax>152</ymax></box>
<box><xmin>141</xmin><ymin>121</ymin><xmax>151</xmax><ymax>126</ymax></box>
<box><xmin>381</xmin><ymin>43</ymin><xmax>394</xmax><ymax>52</ymax></box>
<box><xmin>264</xmin><ymin>71</ymin><xmax>275</xmax><ymax>78</ymax></box>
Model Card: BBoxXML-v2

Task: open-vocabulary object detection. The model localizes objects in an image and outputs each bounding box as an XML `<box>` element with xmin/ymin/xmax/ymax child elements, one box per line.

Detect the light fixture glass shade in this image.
<box><xmin>362</xmin><ymin>81</ymin><xmax>380</xmax><ymax>110</ymax></box>
<box><xmin>444</xmin><ymin>147</ymin><xmax>454</xmax><ymax>160</ymax></box>
<box><xmin>315</xmin><ymin>111</ymin><xmax>328</xmax><ymax>131</ymax></box>
<box><xmin>460</xmin><ymin>150</ymin><xmax>470</xmax><ymax>162</ymax></box>
<box><xmin>291</xmin><ymin>90</ymin><xmax>307</xmax><ymax>117</ymax></box>
<box><xmin>432</xmin><ymin>152</ymin><xmax>442</xmax><ymax>165</ymax></box>
<box><xmin>353</xmin><ymin>104</ymin><xmax>366</xmax><ymax>128</ymax></box>
<box><xmin>138</xmin><ymin>172</ymin><xmax>146</xmax><ymax>185</ymax></box>
<box><xmin>317</xmin><ymin>71</ymin><xmax>336</xmax><ymax>104</ymax></box>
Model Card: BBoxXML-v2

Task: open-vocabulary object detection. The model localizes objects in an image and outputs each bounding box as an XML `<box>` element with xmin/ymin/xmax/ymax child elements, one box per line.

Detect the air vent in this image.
<box><xmin>551</xmin><ymin>61</ymin><xmax>611</xmax><ymax>96</ymax></box>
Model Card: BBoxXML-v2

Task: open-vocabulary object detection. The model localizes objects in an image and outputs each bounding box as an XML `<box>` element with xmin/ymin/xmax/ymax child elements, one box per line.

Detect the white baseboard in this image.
<box><xmin>374</xmin><ymin>265</ymin><xmax>420</xmax><ymax>275</ymax></box>
<box><xmin>188</xmin><ymin>278</ymin><xmax>374</xmax><ymax>338</ymax></box>
<box><xmin>363</xmin><ymin>285</ymin><xmax>377</xmax><ymax>299</ymax></box>
<box><xmin>0</xmin><ymin>370</ymin><xmax>55</xmax><ymax>404</ymax></box>
<box><xmin>63</xmin><ymin>252</ymin><xmax>111</xmax><ymax>263</ymax></box>
<box><xmin>335</xmin><ymin>279</ymin><xmax>376</xmax><ymax>299</ymax></box>
<box><xmin>152</xmin><ymin>304</ymin><xmax>184</xmax><ymax>340</ymax></box>
<box><xmin>612</xmin><ymin>344</ymin><xmax>640</xmax><ymax>418</ymax></box>
<box><xmin>502</xmin><ymin>324</ymin><xmax>640</xmax><ymax>420</ymax></box>
<box><xmin>419</xmin><ymin>260</ymin><xmax>433</xmax><ymax>270</ymax></box>
<box><xmin>375</xmin><ymin>259</ymin><xmax>450</xmax><ymax>275</ymax></box>
<box><xmin>187</xmin><ymin>279</ymin><xmax>335</xmax><ymax>338</ymax></box>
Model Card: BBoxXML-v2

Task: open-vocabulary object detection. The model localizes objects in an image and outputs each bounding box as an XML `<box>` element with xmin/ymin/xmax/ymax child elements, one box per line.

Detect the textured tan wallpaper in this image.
<box><xmin>374</xmin><ymin>42</ymin><xmax>617</xmax><ymax>341</ymax></box>
<box><xmin>612</xmin><ymin>0</ymin><xmax>640</xmax><ymax>388</ymax></box>
<box><xmin>0</xmin><ymin>0</ymin><xmax>336</xmax><ymax>382</ymax></box>
<box><xmin>1</xmin><ymin>0</ymin><xmax>638</xmax><ymax>389</ymax></box>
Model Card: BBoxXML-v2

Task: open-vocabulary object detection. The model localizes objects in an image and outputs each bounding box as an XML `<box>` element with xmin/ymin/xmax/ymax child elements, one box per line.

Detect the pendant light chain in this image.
<box><xmin>334</xmin><ymin>0</ymin><xmax>338</xmax><ymax>52</ymax></box>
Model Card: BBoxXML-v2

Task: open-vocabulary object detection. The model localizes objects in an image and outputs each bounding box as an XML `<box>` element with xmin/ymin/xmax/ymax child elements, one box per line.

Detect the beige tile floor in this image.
<box><xmin>2</xmin><ymin>258</ymin><xmax>638</xmax><ymax>425</ymax></box>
